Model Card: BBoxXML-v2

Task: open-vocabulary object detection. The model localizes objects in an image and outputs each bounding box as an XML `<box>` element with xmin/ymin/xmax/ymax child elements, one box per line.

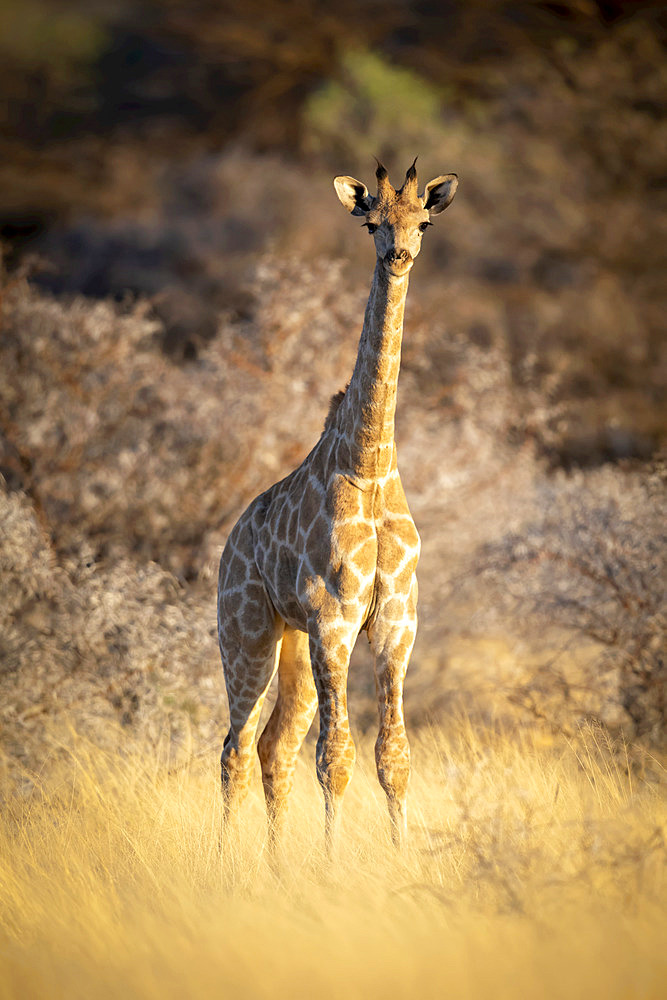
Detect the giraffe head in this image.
<box><xmin>334</xmin><ymin>159</ymin><xmax>458</xmax><ymax>277</ymax></box>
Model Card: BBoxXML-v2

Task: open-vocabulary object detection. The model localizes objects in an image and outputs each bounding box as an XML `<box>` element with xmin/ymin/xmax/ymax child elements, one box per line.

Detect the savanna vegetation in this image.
<box><xmin>1</xmin><ymin>720</ymin><xmax>665</xmax><ymax>1000</ymax></box>
<box><xmin>1</xmin><ymin>1</ymin><xmax>665</xmax><ymax>996</ymax></box>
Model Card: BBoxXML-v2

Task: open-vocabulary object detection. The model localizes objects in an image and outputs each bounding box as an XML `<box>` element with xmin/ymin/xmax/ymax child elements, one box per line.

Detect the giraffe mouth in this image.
<box><xmin>382</xmin><ymin>258</ymin><xmax>414</xmax><ymax>277</ymax></box>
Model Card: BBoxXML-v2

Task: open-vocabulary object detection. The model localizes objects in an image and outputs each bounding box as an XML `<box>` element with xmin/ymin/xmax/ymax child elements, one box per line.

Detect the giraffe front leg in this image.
<box><xmin>308</xmin><ymin>628</ymin><xmax>356</xmax><ymax>858</ymax></box>
<box><xmin>370</xmin><ymin>588</ymin><xmax>417</xmax><ymax>849</ymax></box>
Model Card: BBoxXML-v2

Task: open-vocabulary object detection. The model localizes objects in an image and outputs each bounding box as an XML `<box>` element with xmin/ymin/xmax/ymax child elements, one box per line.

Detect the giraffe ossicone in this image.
<box><xmin>217</xmin><ymin>159</ymin><xmax>458</xmax><ymax>853</ymax></box>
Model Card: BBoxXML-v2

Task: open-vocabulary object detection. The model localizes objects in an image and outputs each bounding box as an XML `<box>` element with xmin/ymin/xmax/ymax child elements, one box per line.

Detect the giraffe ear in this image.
<box><xmin>422</xmin><ymin>174</ymin><xmax>458</xmax><ymax>216</ymax></box>
<box><xmin>334</xmin><ymin>176</ymin><xmax>374</xmax><ymax>216</ymax></box>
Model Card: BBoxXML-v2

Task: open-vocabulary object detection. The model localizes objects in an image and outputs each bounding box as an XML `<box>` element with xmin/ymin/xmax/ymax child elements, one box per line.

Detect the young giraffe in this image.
<box><xmin>218</xmin><ymin>159</ymin><xmax>458</xmax><ymax>852</ymax></box>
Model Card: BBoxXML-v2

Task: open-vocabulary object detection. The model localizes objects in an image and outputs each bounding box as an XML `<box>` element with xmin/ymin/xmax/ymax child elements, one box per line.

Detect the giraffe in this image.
<box><xmin>217</xmin><ymin>159</ymin><xmax>458</xmax><ymax>853</ymax></box>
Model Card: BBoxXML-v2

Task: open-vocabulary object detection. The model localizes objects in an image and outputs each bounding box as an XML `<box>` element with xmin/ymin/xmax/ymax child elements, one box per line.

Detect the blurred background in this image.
<box><xmin>0</xmin><ymin>0</ymin><xmax>665</xmax><ymax>765</ymax></box>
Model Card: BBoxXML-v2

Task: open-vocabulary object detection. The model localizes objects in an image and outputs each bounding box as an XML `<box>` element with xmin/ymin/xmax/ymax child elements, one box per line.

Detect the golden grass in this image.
<box><xmin>1</xmin><ymin>718</ymin><xmax>665</xmax><ymax>1000</ymax></box>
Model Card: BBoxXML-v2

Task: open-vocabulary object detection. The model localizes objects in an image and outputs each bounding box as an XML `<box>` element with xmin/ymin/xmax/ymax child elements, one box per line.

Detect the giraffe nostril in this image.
<box><xmin>385</xmin><ymin>248</ymin><xmax>411</xmax><ymax>264</ymax></box>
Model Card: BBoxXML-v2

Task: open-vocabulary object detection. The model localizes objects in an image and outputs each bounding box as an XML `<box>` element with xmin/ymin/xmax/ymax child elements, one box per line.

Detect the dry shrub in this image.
<box><xmin>0</xmin><ymin>478</ymin><xmax>221</xmax><ymax>770</ymax></box>
<box><xmin>2</xmin><ymin>21</ymin><xmax>666</xmax><ymax>752</ymax></box>
<box><xmin>1</xmin><ymin>248</ymin><xmax>665</xmax><ymax>757</ymax></box>
<box><xmin>0</xmin><ymin>255</ymin><xmax>365</xmax><ymax>577</ymax></box>
<box><xmin>473</xmin><ymin>462</ymin><xmax>666</xmax><ymax>741</ymax></box>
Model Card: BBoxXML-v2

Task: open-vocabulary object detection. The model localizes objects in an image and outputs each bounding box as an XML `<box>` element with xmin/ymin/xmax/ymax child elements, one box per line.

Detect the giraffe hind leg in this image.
<box><xmin>220</xmin><ymin>640</ymin><xmax>281</xmax><ymax>826</ymax></box>
<box><xmin>219</xmin><ymin>590</ymin><xmax>284</xmax><ymax>827</ymax></box>
<box><xmin>257</xmin><ymin>628</ymin><xmax>318</xmax><ymax>849</ymax></box>
<box><xmin>218</xmin><ymin>514</ymin><xmax>287</xmax><ymax>827</ymax></box>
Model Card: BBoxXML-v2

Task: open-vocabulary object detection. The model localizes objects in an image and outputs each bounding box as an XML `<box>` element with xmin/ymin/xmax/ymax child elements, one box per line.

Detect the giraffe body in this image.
<box><xmin>218</xmin><ymin>160</ymin><xmax>458</xmax><ymax>850</ymax></box>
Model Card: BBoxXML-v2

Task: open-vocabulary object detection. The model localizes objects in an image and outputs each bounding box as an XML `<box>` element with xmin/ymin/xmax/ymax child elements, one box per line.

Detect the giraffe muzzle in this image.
<box><xmin>383</xmin><ymin>248</ymin><xmax>413</xmax><ymax>275</ymax></box>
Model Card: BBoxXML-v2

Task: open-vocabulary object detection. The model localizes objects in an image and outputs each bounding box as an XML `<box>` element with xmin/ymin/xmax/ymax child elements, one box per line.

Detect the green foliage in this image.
<box><xmin>302</xmin><ymin>49</ymin><xmax>451</xmax><ymax>167</ymax></box>
<box><xmin>0</xmin><ymin>0</ymin><xmax>106</xmax><ymax>84</ymax></box>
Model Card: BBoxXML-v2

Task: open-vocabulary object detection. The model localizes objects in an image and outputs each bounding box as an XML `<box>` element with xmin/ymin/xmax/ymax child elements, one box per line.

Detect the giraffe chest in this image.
<box><xmin>253</xmin><ymin>477</ymin><xmax>375</xmax><ymax>628</ymax></box>
<box><xmin>253</xmin><ymin>471</ymin><xmax>418</xmax><ymax>631</ymax></box>
<box><xmin>373</xmin><ymin>480</ymin><xmax>421</xmax><ymax>595</ymax></box>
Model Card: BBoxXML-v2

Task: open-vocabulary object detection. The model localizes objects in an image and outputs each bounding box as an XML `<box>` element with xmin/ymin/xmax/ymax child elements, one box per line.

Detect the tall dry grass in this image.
<box><xmin>1</xmin><ymin>718</ymin><xmax>664</xmax><ymax>999</ymax></box>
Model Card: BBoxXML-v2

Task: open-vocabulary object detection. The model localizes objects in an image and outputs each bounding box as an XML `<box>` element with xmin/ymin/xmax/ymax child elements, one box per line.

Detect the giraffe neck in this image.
<box><xmin>336</xmin><ymin>260</ymin><xmax>409</xmax><ymax>480</ymax></box>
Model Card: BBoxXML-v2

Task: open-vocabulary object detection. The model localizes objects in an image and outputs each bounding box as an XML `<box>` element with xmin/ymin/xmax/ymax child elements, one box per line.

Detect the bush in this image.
<box><xmin>302</xmin><ymin>49</ymin><xmax>450</xmax><ymax>167</ymax></box>
<box><xmin>474</xmin><ymin>463</ymin><xmax>666</xmax><ymax>742</ymax></box>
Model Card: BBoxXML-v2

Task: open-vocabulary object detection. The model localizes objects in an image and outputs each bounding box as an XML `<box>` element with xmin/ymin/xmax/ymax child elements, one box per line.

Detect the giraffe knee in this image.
<box><xmin>220</xmin><ymin>742</ymin><xmax>235</xmax><ymax>794</ymax></box>
<box><xmin>221</xmin><ymin>733</ymin><xmax>252</xmax><ymax>799</ymax></box>
<box><xmin>257</xmin><ymin>718</ymin><xmax>277</xmax><ymax>773</ymax></box>
<box><xmin>258</xmin><ymin>718</ymin><xmax>299</xmax><ymax>803</ymax></box>
<box><xmin>375</xmin><ymin>729</ymin><xmax>410</xmax><ymax>800</ymax></box>
<box><xmin>316</xmin><ymin>731</ymin><xmax>356</xmax><ymax>798</ymax></box>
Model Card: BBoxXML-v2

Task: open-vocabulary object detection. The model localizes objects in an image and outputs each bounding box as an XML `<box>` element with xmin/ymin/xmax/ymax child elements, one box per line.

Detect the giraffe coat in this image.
<box><xmin>217</xmin><ymin>160</ymin><xmax>458</xmax><ymax>851</ymax></box>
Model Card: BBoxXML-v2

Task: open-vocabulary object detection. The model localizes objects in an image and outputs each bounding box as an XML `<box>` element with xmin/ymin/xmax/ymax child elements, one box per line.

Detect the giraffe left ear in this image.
<box><xmin>334</xmin><ymin>176</ymin><xmax>374</xmax><ymax>216</ymax></box>
<box><xmin>423</xmin><ymin>174</ymin><xmax>458</xmax><ymax>216</ymax></box>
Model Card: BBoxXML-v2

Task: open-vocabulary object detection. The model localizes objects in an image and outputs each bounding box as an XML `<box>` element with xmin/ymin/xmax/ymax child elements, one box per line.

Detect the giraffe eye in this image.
<box><xmin>418</xmin><ymin>221</ymin><xmax>432</xmax><ymax>234</ymax></box>
<box><xmin>364</xmin><ymin>223</ymin><xmax>378</xmax><ymax>234</ymax></box>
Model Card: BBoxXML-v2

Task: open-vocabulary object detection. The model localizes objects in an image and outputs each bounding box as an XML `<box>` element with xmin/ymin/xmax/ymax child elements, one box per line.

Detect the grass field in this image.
<box><xmin>1</xmin><ymin>717</ymin><xmax>664</xmax><ymax>1000</ymax></box>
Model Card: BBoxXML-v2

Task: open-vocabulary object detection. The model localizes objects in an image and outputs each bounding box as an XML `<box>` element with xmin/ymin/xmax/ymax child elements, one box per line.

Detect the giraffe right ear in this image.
<box><xmin>333</xmin><ymin>176</ymin><xmax>373</xmax><ymax>216</ymax></box>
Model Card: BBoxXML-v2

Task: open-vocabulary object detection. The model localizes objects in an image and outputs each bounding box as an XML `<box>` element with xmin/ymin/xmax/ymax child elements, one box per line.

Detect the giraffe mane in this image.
<box><xmin>323</xmin><ymin>388</ymin><xmax>347</xmax><ymax>431</ymax></box>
